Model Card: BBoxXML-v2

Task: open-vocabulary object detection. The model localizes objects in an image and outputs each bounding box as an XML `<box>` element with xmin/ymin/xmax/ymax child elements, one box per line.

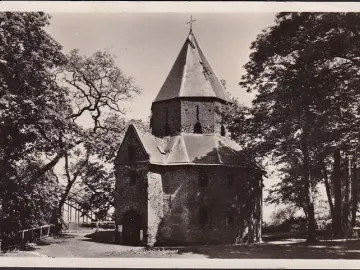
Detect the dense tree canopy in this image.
<box><xmin>0</xmin><ymin>12</ymin><xmax>72</xmax><ymax>244</ymax></box>
<box><xmin>233</xmin><ymin>12</ymin><xmax>360</xmax><ymax>241</ymax></box>
<box><xmin>0</xmin><ymin>12</ymin><xmax>143</xmax><ymax>245</ymax></box>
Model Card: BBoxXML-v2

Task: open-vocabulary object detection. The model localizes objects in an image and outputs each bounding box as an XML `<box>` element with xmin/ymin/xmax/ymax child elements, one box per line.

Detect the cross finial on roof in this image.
<box><xmin>186</xmin><ymin>15</ymin><xmax>196</xmax><ymax>33</ymax></box>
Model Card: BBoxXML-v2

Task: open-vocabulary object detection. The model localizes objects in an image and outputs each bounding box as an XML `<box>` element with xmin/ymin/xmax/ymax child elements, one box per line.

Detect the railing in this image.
<box><xmin>20</xmin><ymin>224</ymin><xmax>54</xmax><ymax>244</ymax></box>
<box><xmin>1</xmin><ymin>224</ymin><xmax>54</xmax><ymax>251</ymax></box>
<box><xmin>63</xmin><ymin>221</ymin><xmax>115</xmax><ymax>232</ymax></box>
<box><xmin>346</xmin><ymin>227</ymin><xmax>360</xmax><ymax>239</ymax></box>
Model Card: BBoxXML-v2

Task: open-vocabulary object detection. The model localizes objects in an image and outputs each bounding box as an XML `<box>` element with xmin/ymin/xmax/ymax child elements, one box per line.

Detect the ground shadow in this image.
<box><xmin>171</xmin><ymin>239</ymin><xmax>360</xmax><ymax>259</ymax></box>
<box><xmin>34</xmin><ymin>239</ymin><xmax>51</xmax><ymax>246</ymax></box>
<box><xmin>53</xmin><ymin>233</ymin><xmax>76</xmax><ymax>239</ymax></box>
<box><xmin>83</xmin><ymin>230</ymin><xmax>115</xmax><ymax>244</ymax></box>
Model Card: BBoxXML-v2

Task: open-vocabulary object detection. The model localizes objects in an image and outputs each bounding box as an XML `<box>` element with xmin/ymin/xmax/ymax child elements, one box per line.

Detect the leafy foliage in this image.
<box><xmin>233</xmin><ymin>12</ymin><xmax>360</xmax><ymax>241</ymax></box>
<box><xmin>0</xmin><ymin>12</ymin><xmax>143</xmax><ymax>242</ymax></box>
<box><xmin>0</xmin><ymin>12</ymin><xmax>72</xmax><ymax>244</ymax></box>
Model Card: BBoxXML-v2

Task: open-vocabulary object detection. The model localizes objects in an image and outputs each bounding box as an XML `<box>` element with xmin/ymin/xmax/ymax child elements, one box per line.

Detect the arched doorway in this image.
<box><xmin>122</xmin><ymin>210</ymin><xmax>142</xmax><ymax>246</ymax></box>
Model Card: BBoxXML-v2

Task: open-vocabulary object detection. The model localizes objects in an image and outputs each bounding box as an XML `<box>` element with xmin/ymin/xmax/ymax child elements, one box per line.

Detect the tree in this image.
<box><xmin>0</xmin><ymin>160</ymin><xmax>60</xmax><ymax>247</ymax></box>
<box><xmin>265</xmin><ymin>157</ymin><xmax>316</xmax><ymax>218</ymax></box>
<box><xmin>49</xmin><ymin>49</ymin><xmax>142</xmax><ymax>230</ymax></box>
<box><xmin>0</xmin><ymin>12</ymin><xmax>72</xmax><ymax>243</ymax></box>
<box><xmin>270</xmin><ymin>206</ymin><xmax>298</xmax><ymax>226</ymax></box>
<box><xmin>63</xmin><ymin>49</ymin><xmax>141</xmax><ymax>131</ymax></box>
<box><xmin>0</xmin><ymin>12</ymin><xmax>143</xmax><ymax>241</ymax></box>
<box><xmin>239</xmin><ymin>12</ymin><xmax>360</xmax><ymax>241</ymax></box>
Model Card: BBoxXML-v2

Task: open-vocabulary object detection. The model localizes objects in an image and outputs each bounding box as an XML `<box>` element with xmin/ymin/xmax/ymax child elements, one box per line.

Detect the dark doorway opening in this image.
<box><xmin>221</xmin><ymin>124</ymin><xmax>226</xmax><ymax>136</ymax></box>
<box><xmin>194</xmin><ymin>121</ymin><xmax>203</xmax><ymax>134</ymax></box>
<box><xmin>122</xmin><ymin>210</ymin><xmax>142</xmax><ymax>246</ymax></box>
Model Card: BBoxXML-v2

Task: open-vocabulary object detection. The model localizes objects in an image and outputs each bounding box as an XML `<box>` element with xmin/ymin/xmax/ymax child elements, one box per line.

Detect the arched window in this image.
<box><xmin>194</xmin><ymin>122</ymin><xmax>203</xmax><ymax>134</ymax></box>
<box><xmin>221</xmin><ymin>125</ymin><xmax>226</xmax><ymax>136</ymax></box>
<box><xmin>199</xmin><ymin>206</ymin><xmax>209</xmax><ymax>227</ymax></box>
<box><xmin>128</xmin><ymin>144</ymin><xmax>136</xmax><ymax>161</ymax></box>
<box><xmin>164</xmin><ymin>122</ymin><xmax>171</xmax><ymax>136</ymax></box>
<box><xmin>198</xmin><ymin>169</ymin><xmax>208</xmax><ymax>188</ymax></box>
<box><xmin>129</xmin><ymin>171</ymin><xmax>137</xmax><ymax>186</ymax></box>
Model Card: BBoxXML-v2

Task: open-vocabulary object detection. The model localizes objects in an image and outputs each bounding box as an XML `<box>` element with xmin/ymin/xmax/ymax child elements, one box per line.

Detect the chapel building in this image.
<box><xmin>114</xmin><ymin>27</ymin><xmax>264</xmax><ymax>247</ymax></box>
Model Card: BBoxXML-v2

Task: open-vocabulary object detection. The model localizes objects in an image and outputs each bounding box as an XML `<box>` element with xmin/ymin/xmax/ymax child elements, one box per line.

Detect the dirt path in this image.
<box><xmin>2</xmin><ymin>232</ymin><xmax>205</xmax><ymax>258</ymax></box>
<box><xmin>31</xmin><ymin>232</ymin><xmax>148</xmax><ymax>258</ymax></box>
<box><xmin>3</xmin><ymin>231</ymin><xmax>360</xmax><ymax>259</ymax></box>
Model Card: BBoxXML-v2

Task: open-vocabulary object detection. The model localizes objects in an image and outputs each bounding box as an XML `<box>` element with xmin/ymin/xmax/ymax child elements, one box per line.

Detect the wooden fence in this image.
<box><xmin>1</xmin><ymin>224</ymin><xmax>54</xmax><ymax>251</ymax></box>
<box><xmin>20</xmin><ymin>224</ymin><xmax>54</xmax><ymax>244</ymax></box>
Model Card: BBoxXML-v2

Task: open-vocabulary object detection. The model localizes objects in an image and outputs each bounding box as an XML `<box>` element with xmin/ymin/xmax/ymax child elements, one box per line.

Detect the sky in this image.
<box><xmin>45</xmin><ymin>12</ymin><xmax>282</xmax><ymax>222</ymax></box>
<box><xmin>46</xmin><ymin>12</ymin><xmax>277</xmax><ymax>120</ymax></box>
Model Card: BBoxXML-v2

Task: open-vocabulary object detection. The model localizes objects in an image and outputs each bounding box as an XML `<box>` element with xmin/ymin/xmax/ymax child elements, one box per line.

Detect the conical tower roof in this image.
<box><xmin>153</xmin><ymin>31</ymin><xmax>230</xmax><ymax>103</ymax></box>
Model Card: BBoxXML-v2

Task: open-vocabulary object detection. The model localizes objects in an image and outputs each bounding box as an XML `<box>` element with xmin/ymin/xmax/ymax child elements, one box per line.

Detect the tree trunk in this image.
<box><xmin>322</xmin><ymin>162</ymin><xmax>334</xmax><ymax>220</ymax></box>
<box><xmin>27</xmin><ymin>140</ymin><xmax>83</xmax><ymax>191</ymax></box>
<box><xmin>343</xmin><ymin>157</ymin><xmax>351</xmax><ymax>229</ymax></box>
<box><xmin>258</xmin><ymin>177</ymin><xmax>263</xmax><ymax>242</ymax></box>
<box><xmin>305</xmin><ymin>177</ymin><xmax>317</xmax><ymax>242</ymax></box>
<box><xmin>51</xmin><ymin>180</ymin><xmax>75</xmax><ymax>233</ymax></box>
<box><xmin>51</xmin><ymin>151</ymin><xmax>89</xmax><ymax>233</ymax></box>
<box><xmin>351</xmin><ymin>161</ymin><xmax>358</xmax><ymax>227</ymax></box>
<box><xmin>333</xmin><ymin>148</ymin><xmax>343</xmax><ymax>237</ymax></box>
<box><xmin>302</xmin><ymin>140</ymin><xmax>317</xmax><ymax>242</ymax></box>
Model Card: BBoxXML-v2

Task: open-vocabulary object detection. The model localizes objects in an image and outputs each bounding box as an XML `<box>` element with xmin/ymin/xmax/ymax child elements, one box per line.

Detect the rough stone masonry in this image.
<box><xmin>114</xmin><ymin>29</ymin><xmax>264</xmax><ymax>247</ymax></box>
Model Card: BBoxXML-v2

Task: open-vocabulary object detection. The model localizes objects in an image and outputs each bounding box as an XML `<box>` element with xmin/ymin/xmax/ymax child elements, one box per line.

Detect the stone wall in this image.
<box><xmin>114</xmin><ymin>163</ymin><xmax>149</xmax><ymax>244</ymax></box>
<box><xmin>151</xmin><ymin>98</ymin><xmax>228</xmax><ymax>137</ymax></box>
<box><xmin>115</xmin><ymin>126</ymin><xmax>149</xmax><ymax>165</ymax></box>
<box><xmin>155</xmin><ymin>165</ymin><xmax>262</xmax><ymax>245</ymax></box>
<box><xmin>151</xmin><ymin>99</ymin><xmax>181</xmax><ymax>137</ymax></box>
<box><xmin>156</xmin><ymin>167</ymin><xmax>191</xmax><ymax>244</ymax></box>
<box><xmin>180</xmin><ymin>99</ymin><xmax>216</xmax><ymax>133</ymax></box>
<box><xmin>114</xmin><ymin>125</ymin><xmax>261</xmax><ymax>246</ymax></box>
<box><xmin>213</xmin><ymin>102</ymin><xmax>229</xmax><ymax>135</ymax></box>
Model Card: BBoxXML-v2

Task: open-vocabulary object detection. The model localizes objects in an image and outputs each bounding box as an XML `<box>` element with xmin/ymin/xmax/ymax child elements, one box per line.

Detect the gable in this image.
<box><xmin>115</xmin><ymin>125</ymin><xmax>149</xmax><ymax>165</ymax></box>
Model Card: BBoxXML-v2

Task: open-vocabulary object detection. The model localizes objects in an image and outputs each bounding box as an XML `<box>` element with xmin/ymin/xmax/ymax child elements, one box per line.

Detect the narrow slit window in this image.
<box><xmin>194</xmin><ymin>106</ymin><xmax>203</xmax><ymax>134</ymax></box>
